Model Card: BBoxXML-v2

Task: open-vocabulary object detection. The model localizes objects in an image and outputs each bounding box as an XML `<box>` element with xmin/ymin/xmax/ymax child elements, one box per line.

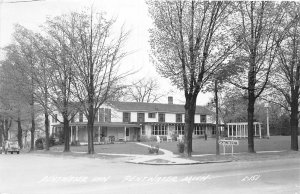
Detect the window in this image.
<box><xmin>105</xmin><ymin>108</ymin><xmax>111</xmax><ymax>122</ymax></box>
<box><xmin>52</xmin><ymin>114</ymin><xmax>58</xmax><ymax>123</ymax></box>
<box><xmin>176</xmin><ymin>114</ymin><xmax>182</xmax><ymax>123</ymax></box>
<box><xmin>158</xmin><ymin>113</ymin><xmax>165</xmax><ymax>122</ymax></box>
<box><xmin>123</xmin><ymin>112</ymin><xmax>131</xmax><ymax>122</ymax></box>
<box><xmin>176</xmin><ymin>125</ymin><xmax>185</xmax><ymax>135</ymax></box>
<box><xmin>137</xmin><ymin>113</ymin><xmax>145</xmax><ymax>122</ymax></box>
<box><xmin>148</xmin><ymin>112</ymin><xmax>156</xmax><ymax>118</ymax></box>
<box><xmin>99</xmin><ymin>108</ymin><xmax>111</xmax><ymax>122</ymax></box>
<box><xmin>79</xmin><ymin>112</ymin><xmax>83</xmax><ymax>122</ymax></box>
<box><xmin>200</xmin><ymin>115</ymin><xmax>206</xmax><ymax>123</ymax></box>
<box><xmin>194</xmin><ymin>125</ymin><xmax>204</xmax><ymax>135</ymax></box>
<box><xmin>94</xmin><ymin>109</ymin><xmax>98</xmax><ymax>122</ymax></box>
<box><xmin>126</xmin><ymin>127</ymin><xmax>130</xmax><ymax>136</ymax></box>
<box><xmin>151</xmin><ymin>125</ymin><xmax>167</xmax><ymax>135</ymax></box>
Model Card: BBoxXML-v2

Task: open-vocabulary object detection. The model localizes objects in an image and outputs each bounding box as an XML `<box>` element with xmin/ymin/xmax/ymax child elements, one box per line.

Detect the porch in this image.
<box><xmin>52</xmin><ymin>123</ymin><xmax>141</xmax><ymax>144</ymax></box>
<box><xmin>227</xmin><ymin>122</ymin><xmax>262</xmax><ymax>138</ymax></box>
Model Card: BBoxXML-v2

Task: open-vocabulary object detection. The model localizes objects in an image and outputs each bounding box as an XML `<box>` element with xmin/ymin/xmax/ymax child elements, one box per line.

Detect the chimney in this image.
<box><xmin>168</xmin><ymin>96</ymin><xmax>173</xmax><ymax>104</ymax></box>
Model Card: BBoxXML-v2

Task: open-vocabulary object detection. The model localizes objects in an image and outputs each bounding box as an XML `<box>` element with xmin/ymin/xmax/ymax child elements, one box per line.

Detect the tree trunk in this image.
<box><xmin>87</xmin><ymin>40</ymin><xmax>95</xmax><ymax>154</ymax></box>
<box><xmin>215</xmin><ymin>79</ymin><xmax>220</xmax><ymax>155</ymax></box>
<box><xmin>247</xmin><ymin>93</ymin><xmax>255</xmax><ymax>153</ymax></box>
<box><xmin>4</xmin><ymin>119</ymin><xmax>9</xmax><ymax>141</ymax></box>
<box><xmin>0</xmin><ymin>119</ymin><xmax>3</xmax><ymax>147</ymax></box>
<box><xmin>44</xmin><ymin>112</ymin><xmax>50</xmax><ymax>151</ymax></box>
<box><xmin>290</xmin><ymin>90</ymin><xmax>299</xmax><ymax>151</ymax></box>
<box><xmin>30</xmin><ymin>99</ymin><xmax>35</xmax><ymax>151</ymax></box>
<box><xmin>184</xmin><ymin>95</ymin><xmax>196</xmax><ymax>157</ymax></box>
<box><xmin>44</xmin><ymin>83</ymin><xmax>50</xmax><ymax>150</ymax></box>
<box><xmin>17</xmin><ymin>115</ymin><xmax>23</xmax><ymax>149</ymax></box>
<box><xmin>63</xmin><ymin>112</ymin><xmax>70</xmax><ymax>152</ymax></box>
<box><xmin>87</xmin><ymin>104</ymin><xmax>95</xmax><ymax>154</ymax></box>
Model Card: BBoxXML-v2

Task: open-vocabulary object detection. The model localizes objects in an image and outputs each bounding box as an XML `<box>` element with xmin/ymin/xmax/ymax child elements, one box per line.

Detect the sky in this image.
<box><xmin>0</xmin><ymin>0</ymin><xmax>212</xmax><ymax>105</ymax></box>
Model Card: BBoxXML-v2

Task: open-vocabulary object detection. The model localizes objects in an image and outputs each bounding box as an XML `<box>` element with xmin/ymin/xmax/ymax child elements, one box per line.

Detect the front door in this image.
<box><xmin>135</xmin><ymin>127</ymin><xmax>141</xmax><ymax>141</ymax></box>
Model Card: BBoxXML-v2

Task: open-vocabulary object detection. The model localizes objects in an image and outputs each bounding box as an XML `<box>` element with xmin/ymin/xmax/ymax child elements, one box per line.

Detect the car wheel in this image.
<box><xmin>11</xmin><ymin>152</ymin><xmax>13</xmax><ymax>154</ymax></box>
<box><xmin>17</xmin><ymin>151</ymin><xmax>20</xmax><ymax>154</ymax></box>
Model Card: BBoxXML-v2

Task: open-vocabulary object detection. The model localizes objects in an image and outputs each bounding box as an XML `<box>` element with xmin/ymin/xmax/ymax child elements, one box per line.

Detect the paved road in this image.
<box><xmin>0</xmin><ymin>153</ymin><xmax>299</xmax><ymax>194</ymax></box>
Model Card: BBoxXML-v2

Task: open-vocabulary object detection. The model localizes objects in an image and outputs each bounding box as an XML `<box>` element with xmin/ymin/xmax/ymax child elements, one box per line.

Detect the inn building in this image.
<box><xmin>50</xmin><ymin>97</ymin><xmax>220</xmax><ymax>144</ymax></box>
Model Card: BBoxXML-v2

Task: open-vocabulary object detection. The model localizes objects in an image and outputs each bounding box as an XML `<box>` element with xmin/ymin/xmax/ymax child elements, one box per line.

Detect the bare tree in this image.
<box><xmin>36</xmin><ymin>21</ymin><xmax>79</xmax><ymax>152</ymax></box>
<box><xmin>124</xmin><ymin>78</ymin><xmax>164</xmax><ymax>103</ymax></box>
<box><xmin>1</xmin><ymin>26</ymin><xmax>38</xmax><ymax>151</ymax></box>
<box><xmin>48</xmin><ymin>10</ymin><xmax>129</xmax><ymax>154</ymax></box>
<box><xmin>148</xmin><ymin>1</ymin><xmax>238</xmax><ymax>156</ymax></box>
<box><xmin>229</xmin><ymin>2</ymin><xmax>298</xmax><ymax>153</ymax></box>
<box><xmin>268</xmin><ymin>3</ymin><xmax>300</xmax><ymax>151</ymax></box>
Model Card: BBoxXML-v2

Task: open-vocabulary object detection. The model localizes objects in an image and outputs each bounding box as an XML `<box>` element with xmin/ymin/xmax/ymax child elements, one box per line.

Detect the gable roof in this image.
<box><xmin>108</xmin><ymin>101</ymin><xmax>213</xmax><ymax>115</ymax></box>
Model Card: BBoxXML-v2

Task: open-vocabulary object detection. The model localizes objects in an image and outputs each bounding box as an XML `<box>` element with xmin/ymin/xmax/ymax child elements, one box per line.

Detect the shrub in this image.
<box><xmin>177</xmin><ymin>142</ymin><xmax>184</xmax><ymax>153</ymax></box>
<box><xmin>149</xmin><ymin>136</ymin><xmax>157</xmax><ymax>142</ymax></box>
<box><xmin>160</xmin><ymin>136</ymin><xmax>167</xmax><ymax>141</ymax></box>
<box><xmin>35</xmin><ymin>138</ymin><xmax>45</xmax><ymax>150</ymax></box>
<box><xmin>148</xmin><ymin>144</ymin><xmax>159</xmax><ymax>154</ymax></box>
<box><xmin>140</xmin><ymin>136</ymin><xmax>149</xmax><ymax>142</ymax></box>
<box><xmin>172</xmin><ymin>133</ymin><xmax>179</xmax><ymax>141</ymax></box>
<box><xmin>49</xmin><ymin>135</ymin><xmax>56</xmax><ymax>147</ymax></box>
<box><xmin>57</xmin><ymin>130</ymin><xmax>65</xmax><ymax>145</ymax></box>
<box><xmin>71</xmin><ymin>140</ymin><xmax>80</xmax><ymax>146</ymax></box>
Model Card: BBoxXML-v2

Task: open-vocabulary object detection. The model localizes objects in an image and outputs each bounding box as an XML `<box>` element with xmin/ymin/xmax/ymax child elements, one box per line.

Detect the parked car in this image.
<box><xmin>4</xmin><ymin>140</ymin><xmax>20</xmax><ymax>154</ymax></box>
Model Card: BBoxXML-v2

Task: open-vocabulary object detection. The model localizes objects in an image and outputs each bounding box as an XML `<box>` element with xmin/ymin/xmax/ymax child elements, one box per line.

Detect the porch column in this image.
<box><xmin>259</xmin><ymin>123</ymin><xmax>262</xmax><ymax>139</ymax></box>
<box><xmin>254</xmin><ymin>123</ymin><xmax>257</xmax><ymax>136</ymax></box>
<box><xmin>76</xmin><ymin>126</ymin><xmax>78</xmax><ymax>141</ymax></box>
<box><xmin>243</xmin><ymin>125</ymin><xmax>246</xmax><ymax>138</ymax></box>
<box><xmin>240</xmin><ymin>125</ymin><xmax>243</xmax><ymax>138</ymax></box>
<box><xmin>98</xmin><ymin>126</ymin><xmax>101</xmax><ymax>142</ymax></box>
<box><xmin>124</xmin><ymin>126</ymin><xmax>126</xmax><ymax>141</ymax></box>
<box><xmin>240</xmin><ymin>124</ymin><xmax>243</xmax><ymax>138</ymax></box>
<box><xmin>227</xmin><ymin>124</ymin><xmax>229</xmax><ymax>137</ymax></box>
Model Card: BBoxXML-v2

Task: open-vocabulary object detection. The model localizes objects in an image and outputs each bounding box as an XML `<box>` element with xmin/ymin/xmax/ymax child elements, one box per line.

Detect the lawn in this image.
<box><xmin>49</xmin><ymin>142</ymin><xmax>161</xmax><ymax>155</ymax></box>
<box><xmin>45</xmin><ymin>136</ymin><xmax>299</xmax><ymax>156</ymax></box>
<box><xmin>143</xmin><ymin>136</ymin><xmax>300</xmax><ymax>155</ymax></box>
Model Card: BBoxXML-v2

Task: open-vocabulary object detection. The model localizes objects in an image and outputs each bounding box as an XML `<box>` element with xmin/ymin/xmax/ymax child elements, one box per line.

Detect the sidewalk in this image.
<box><xmin>125</xmin><ymin>142</ymin><xmax>232</xmax><ymax>165</ymax></box>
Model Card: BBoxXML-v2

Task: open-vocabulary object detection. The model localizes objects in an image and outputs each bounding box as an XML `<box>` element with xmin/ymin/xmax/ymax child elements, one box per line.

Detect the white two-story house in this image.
<box><xmin>50</xmin><ymin>97</ymin><xmax>216</xmax><ymax>143</ymax></box>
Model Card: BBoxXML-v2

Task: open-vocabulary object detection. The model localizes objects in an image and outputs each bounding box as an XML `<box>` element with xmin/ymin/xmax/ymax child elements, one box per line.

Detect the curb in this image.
<box><xmin>126</xmin><ymin>159</ymin><xmax>232</xmax><ymax>165</ymax></box>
